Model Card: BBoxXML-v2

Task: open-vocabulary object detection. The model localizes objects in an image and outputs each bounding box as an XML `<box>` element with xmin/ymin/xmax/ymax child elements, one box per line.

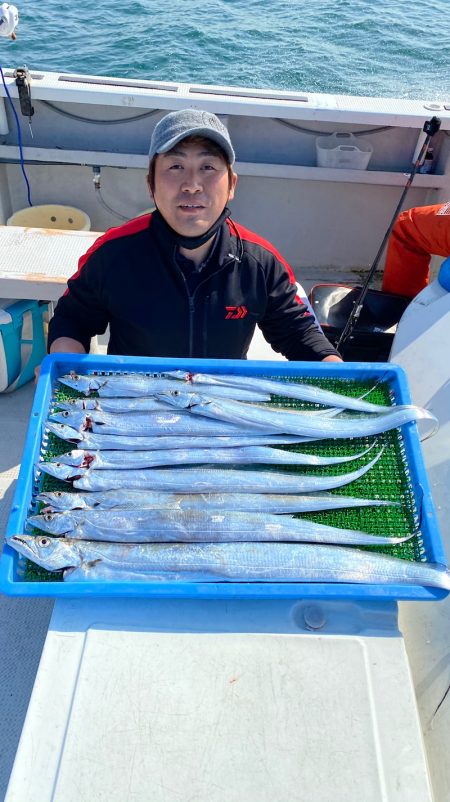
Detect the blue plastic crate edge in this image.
<box><xmin>0</xmin><ymin>573</ymin><xmax>447</xmax><ymax>601</ymax></box>
<box><xmin>39</xmin><ymin>352</ymin><xmax>411</xmax><ymax>380</ymax></box>
<box><xmin>0</xmin><ymin>353</ymin><xmax>447</xmax><ymax>601</ymax></box>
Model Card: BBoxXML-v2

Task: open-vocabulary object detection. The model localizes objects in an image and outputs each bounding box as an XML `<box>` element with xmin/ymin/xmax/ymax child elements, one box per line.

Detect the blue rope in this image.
<box><xmin>0</xmin><ymin>63</ymin><xmax>33</xmax><ymax>206</ymax></box>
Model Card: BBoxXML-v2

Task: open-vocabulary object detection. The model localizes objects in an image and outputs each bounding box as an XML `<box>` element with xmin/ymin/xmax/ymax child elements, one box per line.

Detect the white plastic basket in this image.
<box><xmin>316</xmin><ymin>132</ymin><xmax>373</xmax><ymax>170</ymax></box>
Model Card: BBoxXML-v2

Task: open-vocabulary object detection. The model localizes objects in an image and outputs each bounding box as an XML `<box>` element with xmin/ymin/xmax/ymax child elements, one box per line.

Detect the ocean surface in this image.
<box><xmin>2</xmin><ymin>0</ymin><xmax>450</xmax><ymax>99</ymax></box>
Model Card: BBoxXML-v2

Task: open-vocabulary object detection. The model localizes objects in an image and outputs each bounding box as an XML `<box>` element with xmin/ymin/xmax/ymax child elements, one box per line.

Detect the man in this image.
<box><xmin>382</xmin><ymin>202</ymin><xmax>450</xmax><ymax>299</ymax></box>
<box><xmin>48</xmin><ymin>109</ymin><xmax>342</xmax><ymax>362</ymax></box>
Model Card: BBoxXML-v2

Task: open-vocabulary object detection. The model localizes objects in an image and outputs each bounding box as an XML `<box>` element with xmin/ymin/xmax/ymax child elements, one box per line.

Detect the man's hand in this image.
<box><xmin>35</xmin><ymin>338</ymin><xmax>87</xmax><ymax>384</ymax></box>
<box><xmin>322</xmin><ymin>355</ymin><xmax>343</xmax><ymax>363</ymax></box>
<box><xmin>49</xmin><ymin>337</ymin><xmax>87</xmax><ymax>355</ymax></box>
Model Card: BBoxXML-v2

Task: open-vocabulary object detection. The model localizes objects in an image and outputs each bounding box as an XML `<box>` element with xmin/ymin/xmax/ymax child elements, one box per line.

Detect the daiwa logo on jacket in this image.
<box><xmin>225</xmin><ymin>306</ymin><xmax>248</xmax><ymax>319</ymax></box>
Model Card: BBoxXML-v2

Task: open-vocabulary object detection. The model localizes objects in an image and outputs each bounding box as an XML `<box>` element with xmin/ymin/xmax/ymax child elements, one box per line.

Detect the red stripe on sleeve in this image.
<box><xmin>227</xmin><ymin>219</ymin><xmax>298</xmax><ymax>286</ymax></box>
<box><xmin>63</xmin><ymin>213</ymin><xmax>153</xmax><ymax>295</ymax></box>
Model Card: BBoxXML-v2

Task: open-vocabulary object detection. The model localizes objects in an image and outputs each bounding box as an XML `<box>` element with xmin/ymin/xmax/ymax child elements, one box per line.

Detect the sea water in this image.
<box><xmin>2</xmin><ymin>0</ymin><xmax>450</xmax><ymax>98</ymax></box>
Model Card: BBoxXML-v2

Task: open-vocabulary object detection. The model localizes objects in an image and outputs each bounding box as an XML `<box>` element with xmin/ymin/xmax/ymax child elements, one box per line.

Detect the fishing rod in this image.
<box><xmin>336</xmin><ymin>115</ymin><xmax>442</xmax><ymax>353</ymax></box>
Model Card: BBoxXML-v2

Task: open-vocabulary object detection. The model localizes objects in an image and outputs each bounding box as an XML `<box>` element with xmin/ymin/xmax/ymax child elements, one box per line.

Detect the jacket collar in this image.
<box><xmin>151</xmin><ymin>209</ymin><xmax>240</xmax><ymax>267</ymax></box>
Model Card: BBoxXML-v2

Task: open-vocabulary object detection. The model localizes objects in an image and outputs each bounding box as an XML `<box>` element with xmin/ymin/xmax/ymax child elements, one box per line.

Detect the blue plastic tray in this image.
<box><xmin>0</xmin><ymin>353</ymin><xmax>447</xmax><ymax>600</ymax></box>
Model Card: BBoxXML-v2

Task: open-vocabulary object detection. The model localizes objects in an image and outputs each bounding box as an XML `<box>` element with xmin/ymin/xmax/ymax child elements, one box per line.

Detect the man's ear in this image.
<box><xmin>228</xmin><ymin>171</ymin><xmax>238</xmax><ymax>202</ymax></box>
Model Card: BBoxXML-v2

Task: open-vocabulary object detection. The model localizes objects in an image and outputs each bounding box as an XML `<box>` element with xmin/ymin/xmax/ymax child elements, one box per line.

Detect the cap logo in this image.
<box><xmin>201</xmin><ymin>112</ymin><xmax>223</xmax><ymax>131</ymax></box>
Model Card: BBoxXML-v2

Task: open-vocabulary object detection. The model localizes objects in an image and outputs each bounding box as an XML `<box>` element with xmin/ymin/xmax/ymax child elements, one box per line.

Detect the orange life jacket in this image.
<box><xmin>382</xmin><ymin>202</ymin><xmax>450</xmax><ymax>298</ymax></box>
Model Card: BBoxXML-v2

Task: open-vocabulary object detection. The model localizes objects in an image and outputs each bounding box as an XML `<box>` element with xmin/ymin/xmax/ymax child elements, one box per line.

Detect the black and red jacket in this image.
<box><xmin>48</xmin><ymin>211</ymin><xmax>340</xmax><ymax>360</ymax></box>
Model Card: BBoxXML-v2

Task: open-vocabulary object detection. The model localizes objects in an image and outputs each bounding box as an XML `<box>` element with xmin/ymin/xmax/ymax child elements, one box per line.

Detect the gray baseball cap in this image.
<box><xmin>149</xmin><ymin>109</ymin><xmax>235</xmax><ymax>165</ymax></box>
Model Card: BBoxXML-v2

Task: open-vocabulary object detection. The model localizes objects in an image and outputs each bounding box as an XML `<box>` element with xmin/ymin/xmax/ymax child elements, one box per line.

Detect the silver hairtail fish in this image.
<box><xmin>57</xmin><ymin>373</ymin><xmax>270</xmax><ymax>402</ymax></box>
<box><xmin>52</xmin><ymin>442</ymin><xmax>376</xmax><ymax>471</ymax></box>
<box><xmin>55</xmin><ymin>397</ymin><xmax>173</xmax><ymax>413</ymax></box>
<box><xmin>164</xmin><ymin>371</ymin><xmax>395</xmax><ymax>414</ymax></box>
<box><xmin>7</xmin><ymin>536</ymin><xmax>450</xmax><ymax>589</ymax></box>
<box><xmin>36</xmin><ymin>489</ymin><xmax>399</xmax><ymax>513</ymax></box>
<box><xmin>56</xmin><ymin>388</ymin><xmax>272</xmax><ymax>408</ymax></box>
<box><xmin>27</xmin><ymin>508</ymin><xmax>414</xmax><ymax>547</ymax></box>
<box><xmin>44</xmin><ymin>422</ymin><xmax>318</xmax><ymax>450</ymax></box>
<box><xmin>66</xmin><ymin>448</ymin><xmax>384</xmax><ymax>492</ymax></box>
<box><xmin>57</xmin><ymin>374</ymin><xmax>187</xmax><ymax>397</ymax></box>
<box><xmin>55</xmin><ymin>394</ymin><xmax>341</xmax><ymax>416</ymax></box>
<box><xmin>48</xmin><ymin>409</ymin><xmax>274</xmax><ymax>436</ymax></box>
<box><xmin>158</xmin><ymin>392</ymin><xmax>438</xmax><ymax>440</ymax></box>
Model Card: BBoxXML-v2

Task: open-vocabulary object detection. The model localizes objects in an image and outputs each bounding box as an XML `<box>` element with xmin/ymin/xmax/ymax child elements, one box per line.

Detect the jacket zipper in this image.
<box><xmin>173</xmin><ymin>247</ymin><xmax>236</xmax><ymax>357</ymax></box>
<box><xmin>172</xmin><ymin>248</ymin><xmax>196</xmax><ymax>356</ymax></box>
<box><xmin>188</xmin><ymin>296</ymin><xmax>195</xmax><ymax>356</ymax></box>
<box><xmin>202</xmin><ymin>296</ymin><xmax>210</xmax><ymax>356</ymax></box>
<box><xmin>177</xmin><ymin>270</ymin><xmax>195</xmax><ymax>357</ymax></box>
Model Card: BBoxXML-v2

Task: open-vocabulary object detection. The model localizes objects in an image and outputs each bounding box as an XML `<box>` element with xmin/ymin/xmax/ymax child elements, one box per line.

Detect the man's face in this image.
<box><xmin>149</xmin><ymin>140</ymin><xmax>237</xmax><ymax>237</ymax></box>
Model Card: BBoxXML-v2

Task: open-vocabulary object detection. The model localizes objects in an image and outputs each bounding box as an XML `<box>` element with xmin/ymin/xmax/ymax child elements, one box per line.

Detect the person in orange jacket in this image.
<box><xmin>382</xmin><ymin>202</ymin><xmax>450</xmax><ymax>299</ymax></box>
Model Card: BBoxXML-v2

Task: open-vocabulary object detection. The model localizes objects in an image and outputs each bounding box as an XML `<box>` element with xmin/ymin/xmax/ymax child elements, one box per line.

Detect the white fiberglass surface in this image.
<box><xmin>5</xmin><ymin>622</ymin><xmax>433</xmax><ymax>802</ymax></box>
<box><xmin>392</xmin><ymin>283</ymin><xmax>450</xmax><ymax>802</ymax></box>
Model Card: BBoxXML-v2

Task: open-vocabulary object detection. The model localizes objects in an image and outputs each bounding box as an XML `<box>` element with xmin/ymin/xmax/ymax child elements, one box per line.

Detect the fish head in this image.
<box><xmin>37</xmin><ymin>461</ymin><xmax>85</xmax><ymax>481</ymax></box>
<box><xmin>55</xmin><ymin>398</ymin><xmax>88</xmax><ymax>410</ymax></box>
<box><xmin>162</xmin><ymin>370</ymin><xmax>215</xmax><ymax>385</ymax></box>
<box><xmin>58</xmin><ymin>373</ymin><xmax>100</xmax><ymax>395</ymax></box>
<box><xmin>7</xmin><ymin>534</ymin><xmax>80</xmax><ymax>570</ymax></box>
<box><xmin>61</xmin><ymin>398</ymin><xmax>99</xmax><ymax>411</ymax></box>
<box><xmin>36</xmin><ymin>490</ymin><xmax>83</xmax><ymax>511</ymax></box>
<box><xmin>156</xmin><ymin>390</ymin><xmax>203</xmax><ymax>409</ymax></box>
<box><xmin>45</xmin><ymin>421</ymin><xmax>83</xmax><ymax>442</ymax></box>
<box><xmin>162</xmin><ymin>370</ymin><xmax>189</xmax><ymax>381</ymax></box>
<box><xmin>27</xmin><ymin>511</ymin><xmax>73</xmax><ymax>534</ymax></box>
<box><xmin>49</xmin><ymin>410</ymin><xmax>89</xmax><ymax>431</ymax></box>
<box><xmin>59</xmin><ymin>398</ymin><xmax>82</xmax><ymax>409</ymax></box>
<box><xmin>56</xmin><ymin>450</ymin><xmax>92</xmax><ymax>468</ymax></box>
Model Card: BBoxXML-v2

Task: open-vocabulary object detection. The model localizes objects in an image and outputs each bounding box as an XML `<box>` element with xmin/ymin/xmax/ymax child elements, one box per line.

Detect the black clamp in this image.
<box><xmin>423</xmin><ymin>116</ymin><xmax>441</xmax><ymax>137</ymax></box>
<box><xmin>14</xmin><ymin>66</ymin><xmax>34</xmax><ymax>120</ymax></box>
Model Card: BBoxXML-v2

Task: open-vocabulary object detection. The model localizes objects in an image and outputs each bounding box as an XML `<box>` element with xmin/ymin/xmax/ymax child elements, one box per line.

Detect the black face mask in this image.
<box><xmin>155</xmin><ymin>207</ymin><xmax>231</xmax><ymax>250</ymax></box>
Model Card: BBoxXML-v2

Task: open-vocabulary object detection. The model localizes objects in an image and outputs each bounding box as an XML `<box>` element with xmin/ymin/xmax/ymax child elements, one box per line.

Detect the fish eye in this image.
<box><xmin>56</xmin><ymin>492</ymin><xmax>62</xmax><ymax>497</ymax></box>
<box><xmin>43</xmin><ymin>513</ymin><xmax>53</xmax><ymax>521</ymax></box>
<box><xmin>62</xmin><ymin>411</ymin><xmax>69</xmax><ymax>418</ymax></box>
<box><xmin>38</xmin><ymin>537</ymin><xmax>51</xmax><ymax>547</ymax></box>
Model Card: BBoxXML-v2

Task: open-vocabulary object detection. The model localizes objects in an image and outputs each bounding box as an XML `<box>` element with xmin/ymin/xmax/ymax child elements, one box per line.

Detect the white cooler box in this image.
<box><xmin>0</xmin><ymin>299</ymin><xmax>49</xmax><ymax>392</ymax></box>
